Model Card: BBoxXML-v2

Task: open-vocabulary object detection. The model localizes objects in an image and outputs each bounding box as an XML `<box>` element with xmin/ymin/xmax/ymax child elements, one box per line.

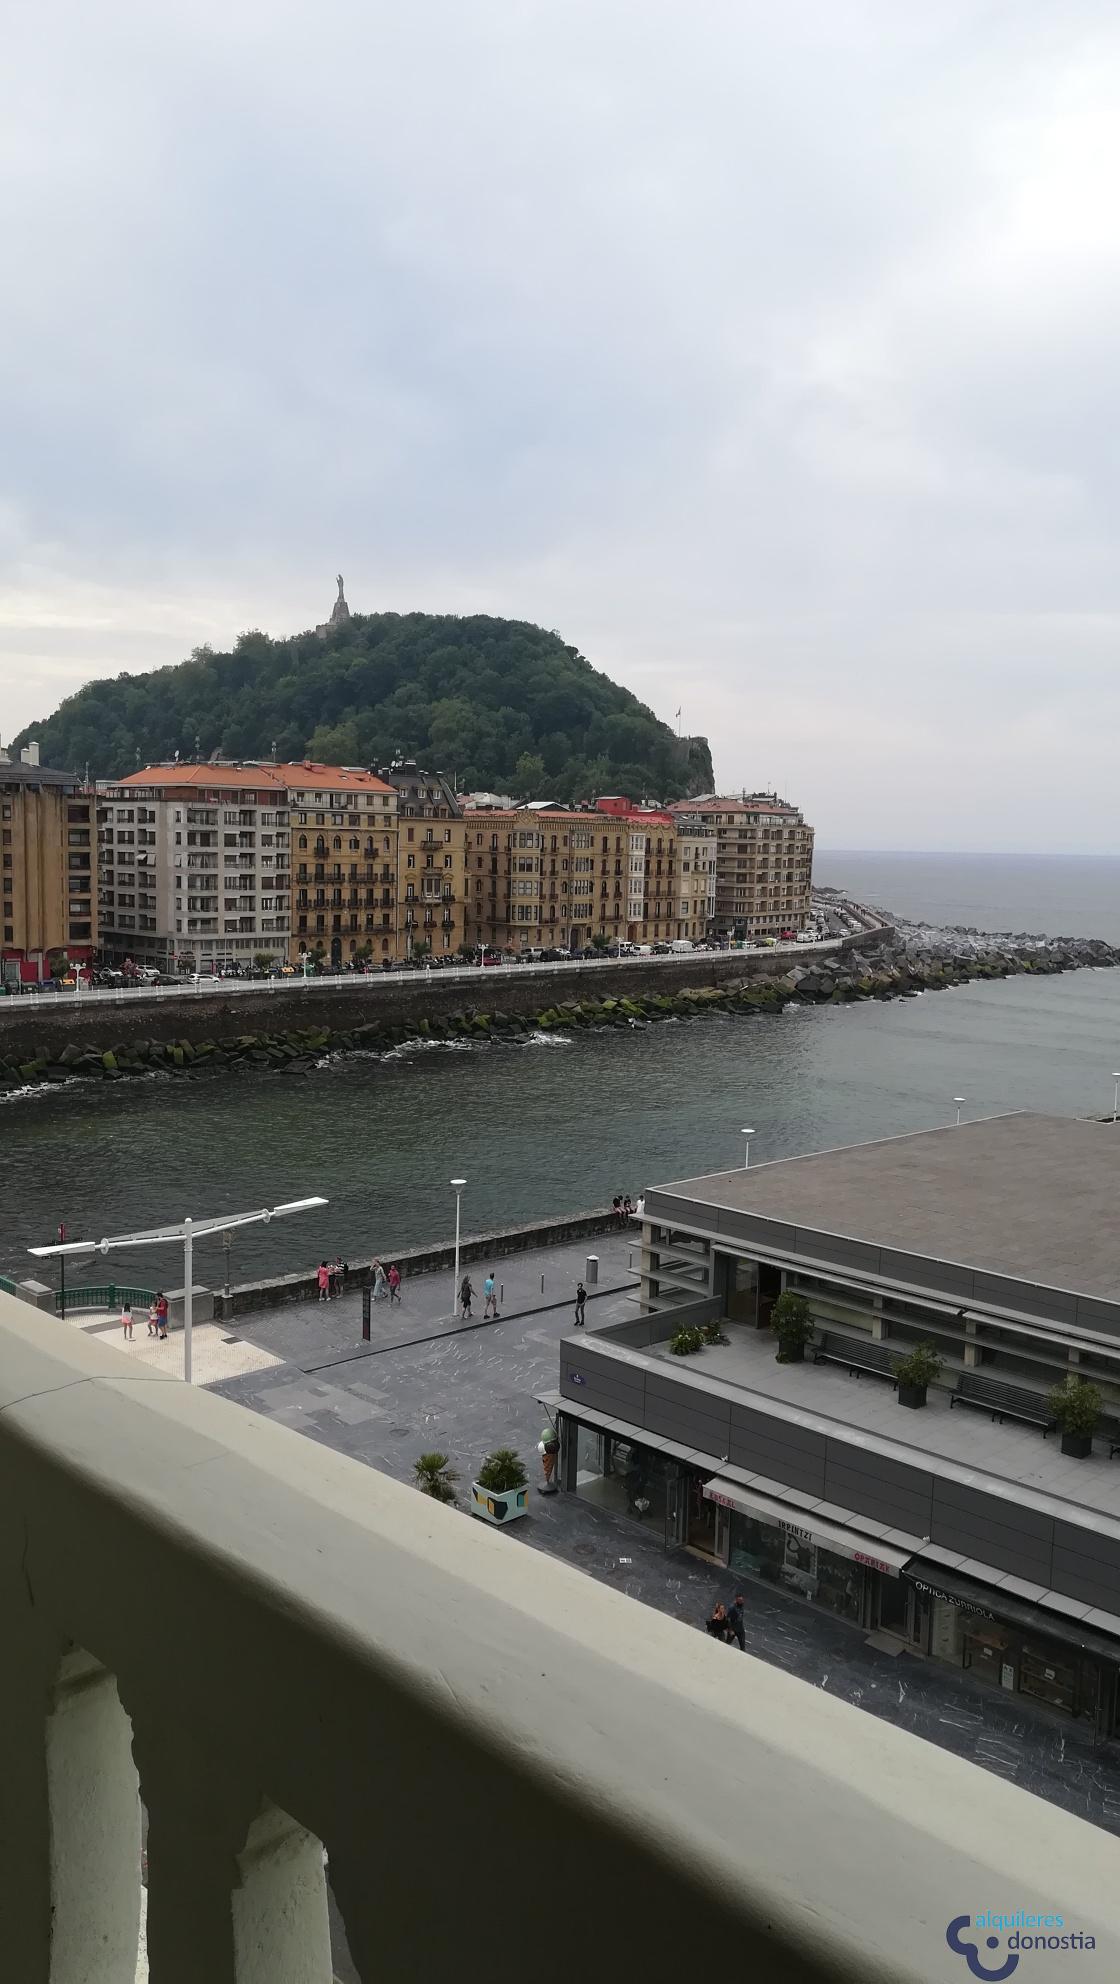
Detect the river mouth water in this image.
<box><xmin>2</xmin><ymin>969</ymin><xmax>1119</xmax><ymax>1288</ymax></box>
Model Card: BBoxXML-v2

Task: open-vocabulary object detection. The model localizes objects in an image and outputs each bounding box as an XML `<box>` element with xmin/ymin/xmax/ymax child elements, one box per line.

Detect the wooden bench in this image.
<box><xmin>1099</xmin><ymin>1415</ymin><xmax>1120</xmax><ymax>1460</ymax></box>
<box><xmin>949</xmin><ymin>1372</ymin><xmax>1053</xmax><ymax>1432</ymax></box>
<box><xmin>813</xmin><ymin>1331</ymin><xmax>897</xmax><ymax>1383</ymax></box>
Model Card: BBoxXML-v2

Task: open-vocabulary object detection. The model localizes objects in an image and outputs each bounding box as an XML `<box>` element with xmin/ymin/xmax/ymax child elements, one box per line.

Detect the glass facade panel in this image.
<box><xmin>728</xmin><ymin>1512</ymin><xmax>864</xmax><ymax>1622</ymax></box>
<box><xmin>573</xmin><ymin>1429</ymin><xmax>676</xmax><ymax>1527</ymax></box>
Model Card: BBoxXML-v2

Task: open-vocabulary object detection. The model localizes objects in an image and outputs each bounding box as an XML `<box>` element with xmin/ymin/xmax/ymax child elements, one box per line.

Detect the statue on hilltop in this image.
<box><xmin>317</xmin><ymin>573</ymin><xmax>352</xmax><ymax>636</ymax></box>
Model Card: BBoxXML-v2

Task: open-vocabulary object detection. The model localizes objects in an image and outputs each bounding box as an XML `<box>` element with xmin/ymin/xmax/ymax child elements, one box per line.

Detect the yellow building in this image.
<box><xmin>1</xmin><ymin>763</ymin><xmax>97</xmax><ymax>985</ymax></box>
<box><xmin>280</xmin><ymin>764</ymin><xmax>399</xmax><ymax>967</ymax></box>
<box><xmin>670</xmin><ymin>793</ymin><xmax>815</xmax><ymax>939</ymax></box>
<box><xmin>375</xmin><ymin>760</ymin><xmax>468</xmax><ymax>958</ymax></box>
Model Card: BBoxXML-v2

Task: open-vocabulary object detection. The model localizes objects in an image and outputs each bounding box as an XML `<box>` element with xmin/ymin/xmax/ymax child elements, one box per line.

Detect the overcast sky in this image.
<box><xmin>2</xmin><ymin>2</ymin><xmax>1118</xmax><ymax>852</ymax></box>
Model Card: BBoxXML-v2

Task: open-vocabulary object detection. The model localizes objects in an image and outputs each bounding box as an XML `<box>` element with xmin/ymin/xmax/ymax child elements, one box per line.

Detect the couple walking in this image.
<box><xmin>371</xmin><ymin>1260</ymin><xmax>401</xmax><ymax>1305</ymax></box>
<box><xmin>459</xmin><ymin>1271</ymin><xmax>499</xmax><ymax>1319</ymax></box>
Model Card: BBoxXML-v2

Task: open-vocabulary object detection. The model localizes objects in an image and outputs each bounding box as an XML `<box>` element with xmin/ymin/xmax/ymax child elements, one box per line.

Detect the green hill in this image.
<box><xmin>15</xmin><ymin>611</ymin><xmax>713</xmax><ymax>800</ymax></box>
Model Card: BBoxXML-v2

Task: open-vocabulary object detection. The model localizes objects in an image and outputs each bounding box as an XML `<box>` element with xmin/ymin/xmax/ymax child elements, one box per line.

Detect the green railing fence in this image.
<box><xmin>53</xmin><ymin>1285</ymin><xmax>157</xmax><ymax>1316</ymax></box>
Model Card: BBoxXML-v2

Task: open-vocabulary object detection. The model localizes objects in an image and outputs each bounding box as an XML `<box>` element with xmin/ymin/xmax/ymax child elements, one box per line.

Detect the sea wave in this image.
<box><xmin>518</xmin><ymin>1030</ymin><xmax>573</xmax><ymax>1048</ymax></box>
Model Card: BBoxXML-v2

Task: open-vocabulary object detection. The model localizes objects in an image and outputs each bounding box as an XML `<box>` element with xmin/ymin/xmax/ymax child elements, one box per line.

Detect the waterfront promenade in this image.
<box><xmin>205</xmin><ymin>1230</ymin><xmax>1120</xmax><ymax>1842</ymax></box>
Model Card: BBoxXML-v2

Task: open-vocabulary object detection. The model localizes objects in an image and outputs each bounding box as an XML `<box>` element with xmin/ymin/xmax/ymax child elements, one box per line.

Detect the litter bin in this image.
<box><xmin>585</xmin><ymin>1254</ymin><xmax>599</xmax><ymax>1285</ymax></box>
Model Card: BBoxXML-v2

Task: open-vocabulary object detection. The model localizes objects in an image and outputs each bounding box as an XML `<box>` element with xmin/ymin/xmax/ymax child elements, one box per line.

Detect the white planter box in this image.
<box><xmin>471</xmin><ymin>1480</ymin><xmax>529</xmax><ymax>1525</ymax></box>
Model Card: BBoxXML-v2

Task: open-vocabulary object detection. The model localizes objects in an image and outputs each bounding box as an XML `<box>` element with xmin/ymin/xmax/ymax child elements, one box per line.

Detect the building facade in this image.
<box><xmin>283</xmin><ymin>766</ymin><xmax>397</xmax><ymax>967</ymax></box>
<box><xmin>671</xmin><ymin>793</ymin><xmax>814</xmax><ymax>939</ymax></box>
<box><xmin>461</xmin><ymin>799</ymin><xmax>716</xmax><ymax>951</ymax></box>
<box><xmin>375</xmin><ymin>761</ymin><xmax>467</xmax><ymax>958</ymax></box>
<box><xmin>552</xmin><ymin>1115</ymin><xmax>1120</xmax><ymax>1746</ymax></box>
<box><xmin>1</xmin><ymin>765</ymin><xmax>97</xmax><ymax>984</ymax></box>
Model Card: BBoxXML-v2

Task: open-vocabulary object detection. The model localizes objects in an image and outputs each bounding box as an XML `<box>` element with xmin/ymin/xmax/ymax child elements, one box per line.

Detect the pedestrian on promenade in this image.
<box><xmin>317</xmin><ymin>1260</ymin><xmax>331</xmax><ymax>1303</ymax></box>
<box><xmin>483</xmin><ymin>1271</ymin><xmax>498</xmax><ymax>1318</ymax></box>
<box><xmin>156</xmin><ymin>1291</ymin><xmax>169</xmax><ymax>1340</ymax></box>
<box><xmin>726</xmin><ymin>1594</ymin><xmax>746</xmax><ymax>1651</ymax></box>
<box><xmin>623</xmin><ymin>1194</ymin><xmax>634</xmax><ymax>1221</ymax></box>
<box><xmin>373</xmin><ymin>1260</ymin><xmax>389</xmax><ymax>1304</ymax></box>
<box><xmin>612</xmin><ymin>1195</ymin><xmax>623</xmax><ymax>1225</ymax></box>
<box><xmin>459</xmin><ymin>1274</ymin><xmax>473</xmax><ymax>1319</ymax></box>
<box><xmin>146</xmin><ymin>1301</ymin><xmax>158</xmax><ymax>1339</ymax></box>
<box><xmin>705</xmin><ymin>1602</ymin><xmax>732</xmax><ymax>1644</ymax></box>
<box><xmin>387</xmin><ymin>1263</ymin><xmax>401</xmax><ymax>1305</ymax></box>
<box><xmin>121</xmin><ymin>1301</ymin><xmax>134</xmax><ymax>1342</ymax></box>
<box><xmin>574</xmin><ymin>1280</ymin><xmax>587</xmax><ymax>1327</ymax></box>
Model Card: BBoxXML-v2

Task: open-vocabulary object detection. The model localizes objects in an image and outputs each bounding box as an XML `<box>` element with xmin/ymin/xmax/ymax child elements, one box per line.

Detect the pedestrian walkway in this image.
<box><xmin>211</xmin><ymin>1229</ymin><xmax>1120</xmax><ymax>1840</ymax></box>
<box><xmin>63</xmin><ymin>1309</ymin><xmax>284</xmax><ymax>1388</ymax></box>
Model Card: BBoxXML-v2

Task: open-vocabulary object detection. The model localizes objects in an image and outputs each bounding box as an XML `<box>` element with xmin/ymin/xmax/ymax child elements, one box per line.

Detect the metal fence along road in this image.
<box><xmin>0</xmin><ymin>937</ymin><xmax>853</xmax><ymax>1018</ymax></box>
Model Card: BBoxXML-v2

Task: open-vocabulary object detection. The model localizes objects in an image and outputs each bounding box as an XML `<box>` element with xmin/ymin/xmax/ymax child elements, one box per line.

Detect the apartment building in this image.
<box><xmin>282</xmin><ymin>765</ymin><xmax>397</xmax><ymax>967</ymax></box>
<box><xmin>460</xmin><ymin>800</ymin><xmax>716</xmax><ymax>951</ymax></box>
<box><xmin>670</xmin><ymin>793</ymin><xmax>814</xmax><ymax>939</ymax></box>
<box><xmin>375</xmin><ymin>761</ymin><xmax>467</xmax><ymax>957</ymax></box>
<box><xmin>100</xmin><ymin>766</ymin><xmax>294</xmax><ymax>971</ymax></box>
<box><xmin>1</xmin><ymin>764</ymin><xmax>97</xmax><ymax>985</ymax></box>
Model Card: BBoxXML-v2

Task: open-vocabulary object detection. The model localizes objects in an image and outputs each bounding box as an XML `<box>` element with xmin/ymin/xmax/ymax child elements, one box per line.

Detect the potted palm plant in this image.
<box><xmin>471</xmin><ymin>1447</ymin><xmax>530</xmax><ymax>1525</ymax></box>
<box><xmin>414</xmin><ymin>1451</ymin><xmax>459</xmax><ymax>1503</ymax></box>
<box><xmin>769</xmin><ymin>1290</ymin><xmax>815</xmax><ymax>1364</ymax></box>
<box><xmin>1047</xmin><ymin>1376</ymin><xmax>1101</xmax><ymax>1459</ymax></box>
<box><xmin>892</xmin><ymin>1342</ymin><xmax>944</xmax><ymax>1409</ymax></box>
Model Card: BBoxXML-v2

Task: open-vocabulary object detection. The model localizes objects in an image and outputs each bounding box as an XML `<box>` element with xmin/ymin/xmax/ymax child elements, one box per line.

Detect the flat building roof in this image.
<box><xmin>647</xmin><ymin>1114</ymin><xmax>1120</xmax><ymax>1323</ymax></box>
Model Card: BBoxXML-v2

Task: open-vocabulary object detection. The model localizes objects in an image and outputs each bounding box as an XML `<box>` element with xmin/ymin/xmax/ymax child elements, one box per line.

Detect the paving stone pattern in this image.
<box><xmin>214</xmin><ymin>1232</ymin><xmax>1120</xmax><ymax>1845</ymax></box>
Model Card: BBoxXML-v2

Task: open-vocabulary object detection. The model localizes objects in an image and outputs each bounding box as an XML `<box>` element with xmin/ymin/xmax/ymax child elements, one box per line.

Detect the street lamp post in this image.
<box><xmin>953</xmin><ymin>1096</ymin><xmax>966</xmax><ymax>1127</ymax></box>
<box><xmin>451</xmin><ymin>1178</ymin><xmax>466</xmax><ymax>1317</ymax></box>
<box><xmin>30</xmin><ymin>1196</ymin><xmax>327</xmax><ymax>1383</ymax></box>
<box><xmin>741</xmin><ymin>1128</ymin><xmax>756</xmax><ymax>1169</ymax></box>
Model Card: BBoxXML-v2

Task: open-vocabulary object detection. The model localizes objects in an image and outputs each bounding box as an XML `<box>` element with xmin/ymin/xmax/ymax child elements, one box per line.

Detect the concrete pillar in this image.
<box><xmin>0</xmin><ymin>1610</ymin><xmax>141</xmax><ymax>1984</ymax></box>
<box><xmin>135</xmin><ymin>1727</ymin><xmax>331</xmax><ymax>1984</ymax></box>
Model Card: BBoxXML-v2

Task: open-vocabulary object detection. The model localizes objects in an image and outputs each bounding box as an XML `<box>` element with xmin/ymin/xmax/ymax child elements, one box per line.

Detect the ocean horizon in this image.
<box><xmin>814</xmin><ymin>849</ymin><xmax>1120</xmax><ymax>946</ymax></box>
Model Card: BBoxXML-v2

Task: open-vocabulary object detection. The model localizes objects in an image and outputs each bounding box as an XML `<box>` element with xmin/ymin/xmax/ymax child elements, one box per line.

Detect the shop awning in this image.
<box><xmin>904</xmin><ymin>1561</ymin><xmax>1120</xmax><ymax>1662</ymax></box>
<box><xmin>701</xmin><ymin>1476</ymin><xmax>913</xmax><ymax>1578</ymax></box>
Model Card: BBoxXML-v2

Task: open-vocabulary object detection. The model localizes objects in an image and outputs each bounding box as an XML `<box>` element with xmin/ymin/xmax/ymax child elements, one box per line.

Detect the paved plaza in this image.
<box><xmin>211</xmin><ymin>1231</ymin><xmax>1120</xmax><ymax>1844</ymax></box>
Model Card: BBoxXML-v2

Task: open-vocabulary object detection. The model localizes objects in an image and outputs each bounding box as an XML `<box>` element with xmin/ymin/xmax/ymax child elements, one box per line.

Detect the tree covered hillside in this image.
<box><xmin>15</xmin><ymin>613</ymin><xmax>713</xmax><ymax>799</ymax></box>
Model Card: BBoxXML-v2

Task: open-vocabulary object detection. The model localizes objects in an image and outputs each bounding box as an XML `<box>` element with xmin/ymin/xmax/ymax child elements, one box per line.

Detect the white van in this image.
<box><xmin>668</xmin><ymin>939</ymin><xmax>694</xmax><ymax>953</ymax></box>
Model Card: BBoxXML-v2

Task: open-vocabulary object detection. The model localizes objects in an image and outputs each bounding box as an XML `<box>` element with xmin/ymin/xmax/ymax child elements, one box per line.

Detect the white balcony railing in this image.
<box><xmin>0</xmin><ymin>1289</ymin><xmax>1117</xmax><ymax>1982</ymax></box>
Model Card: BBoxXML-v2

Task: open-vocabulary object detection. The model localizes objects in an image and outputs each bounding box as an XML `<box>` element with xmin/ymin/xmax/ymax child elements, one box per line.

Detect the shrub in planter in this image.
<box><xmin>669</xmin><ymin>1325</ymin><xmax>705</xmax><ymax>1356</ymax></box>
<box><xmin>414</xmin><ymin>1451</ymin><xmax>459</xmax><ymax>1504</ymax></box>
<box><xmin>770</xmin><ymin>1291</ymin><xmax>815</xmax><ymax>1363</ymax></box>
<box><xmin>471</xmin><ymin>1447</ymin><xmax>530</xmax><ymax>1525</ymax></box>
<box><xmin>700</xmin><ymin>1320</ymin><xmax>728</xmax><ymax>1346</ymax></box>
<box><xmin>1047</xmin><ymin>1376</ymin><xmax>1101</xmax><ymax>1459</ymax></box>
<box><xmin>891</xmin><ymin>1342</ymin><xmax>944</xmax><ymax>1409</ymax></box>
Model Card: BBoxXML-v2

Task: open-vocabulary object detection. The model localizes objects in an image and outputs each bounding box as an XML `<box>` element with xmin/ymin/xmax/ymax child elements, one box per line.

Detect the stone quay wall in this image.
<box><xmin>214</xmin><ymin>1205</ymin><xmax>629</xmax><ymax>1320</ymax></box>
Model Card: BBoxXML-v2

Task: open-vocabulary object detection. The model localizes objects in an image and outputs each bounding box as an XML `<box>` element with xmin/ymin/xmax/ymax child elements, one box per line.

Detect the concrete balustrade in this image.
<box><xmin>0</xmin><ymin>1286</ymin><xmax>1117</xmax><ymax>1982</ymax></box>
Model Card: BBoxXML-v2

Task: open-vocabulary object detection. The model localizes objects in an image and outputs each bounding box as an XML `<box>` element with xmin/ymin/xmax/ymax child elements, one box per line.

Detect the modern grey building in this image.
<box><xmin>551</xmin><ymin>1115</ymin><xmax>1120</xmax><ymax>1741</ymax></box>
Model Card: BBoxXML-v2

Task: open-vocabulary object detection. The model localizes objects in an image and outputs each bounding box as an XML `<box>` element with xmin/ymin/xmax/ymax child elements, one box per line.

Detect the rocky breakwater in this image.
<box><xmin>0</xmin><ymin>924</ymin><xmax>1115</xmax><ymax>1094</ymax></box>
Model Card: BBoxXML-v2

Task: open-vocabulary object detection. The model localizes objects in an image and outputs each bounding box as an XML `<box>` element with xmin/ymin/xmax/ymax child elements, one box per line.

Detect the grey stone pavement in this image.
<box><xmin>213</xmin><ymin>1229</ymin><xmax>1120</xmax><ymax>1973</ymax></box>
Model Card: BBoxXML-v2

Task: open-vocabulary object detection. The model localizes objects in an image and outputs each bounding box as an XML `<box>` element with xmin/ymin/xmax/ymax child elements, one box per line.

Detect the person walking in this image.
<box><xmin>156</xmin><ymin>1291</ymin><xmax>169</xmax><ymax>1340</ymax></box>
<box><xmin>705</xmin><ymin>1601</ymin><xmax>732</xmax><ymax>1643</ymax></box>
<box><xmin>121</xmin><ymin>1301</ymin><xmax>134</xmax><ymax>1342</ymax></box>
<box><xmin>574</xmin><ymin>1280</ymin><xmax>587</xmax><ymax>1328</ymax></box>
<box><xmin>612</xmin><ymin>1195</ymin><xmax>623</xmax><ymax>1226</ymax></box>
<box><xmin>373</xmin><ymin>1260</ymin><xmax>389</xmax><ymax>1304</ymax></box>
<box><xmin>483</xmin><ymin>1271</ymin><xmax>498</xmax><ymax>1318</ymax></box>
<box><xmin>146</xmin><ymin>1301</ymin><xmax>159</xmax><ymax>1339</ymax></box>
<box><xmin>387</xmin><ymin>1263</ymin><xmax>401</xmax><ymax>1305</ymax></box>
<box><xmin>317</xmin><ymin>1260</ymin><xmax>331</xmax><ymax>1303</ymax></box>
<box><xmin>459</xmin><ymin>1274</ymin><xmax>473</xmax><ymax>1319</ymax></box>
<box><xmin>726</xmin><ymin>1593</ymin><xmax>746</xmax><ymax>1651</ymax></box>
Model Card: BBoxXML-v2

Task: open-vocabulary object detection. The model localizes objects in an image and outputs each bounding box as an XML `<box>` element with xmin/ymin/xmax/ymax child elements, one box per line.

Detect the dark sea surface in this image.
<box><xmin>815</xmin><ymin>849</ymin><xmax>1120</xmax><ymax>944</ymax></box>
<box><xmin>3</xmin><ymin>966</ymin><xmax>1119</xmax><ymax>1289</ymax></box>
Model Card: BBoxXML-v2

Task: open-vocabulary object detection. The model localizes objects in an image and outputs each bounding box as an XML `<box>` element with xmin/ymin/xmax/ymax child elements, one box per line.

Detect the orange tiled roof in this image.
<box><xmin>116</xmin><ymin>760</ymin><xmax>393</xmax><ymax>795</ymax></box>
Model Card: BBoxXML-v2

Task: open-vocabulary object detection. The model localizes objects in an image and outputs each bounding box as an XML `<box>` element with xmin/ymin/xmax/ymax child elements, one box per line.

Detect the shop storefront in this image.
<box><xmin>906</xmin><ymin>1564</ymin><xmax>1120</xmax><ymax>1740</ymax></box>
<box><xmin>703</xmin><ymin>1477</ymin><xmax>912</xmax><ymax>1631</ymax></box>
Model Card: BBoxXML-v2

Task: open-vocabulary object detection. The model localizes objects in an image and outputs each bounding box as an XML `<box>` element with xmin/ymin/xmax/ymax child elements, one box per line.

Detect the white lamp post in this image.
<box><xmin>953</xmin><ymin>1096</ymin><xmax>966</xmax><ymax>1126</ymax></box>
<box><xmin>1112</xmin><ymin>1074</ymin><xmax>1120</xmax><ymax>1125</ymax></box>
<box><xmin>741</xmin><ymin>1128</ymin><xmax>756</xmax><ymax>1169</ymax></box>
<box><xmin>451</xmin><ymin>1178</ymin><xmax>466</xmax><ymax>1316</ymax></box>
<box><xmin>30</xmin><ymin>1196</ymin><xmax>327</xmax><ymax>1383</ymax></box>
